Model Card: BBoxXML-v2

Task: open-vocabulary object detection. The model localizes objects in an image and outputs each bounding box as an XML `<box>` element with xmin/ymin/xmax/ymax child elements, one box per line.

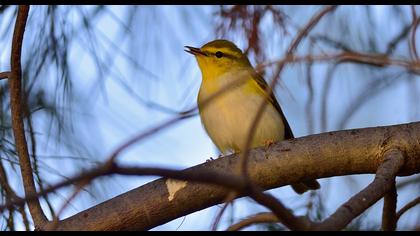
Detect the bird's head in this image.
<box><xmin>185</xmin><ymin>39</ymin><xmax>252</xmax><ymax>79</ymax></box>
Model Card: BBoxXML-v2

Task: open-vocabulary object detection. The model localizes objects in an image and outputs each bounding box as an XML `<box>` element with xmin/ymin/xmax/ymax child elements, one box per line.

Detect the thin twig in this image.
<box><xmin>0</xmin><ymin>165</ymin><xmax>246</xmax><ymax>214</ymax></box>
<box><xmin>211</xmin><ymin>191</ymin><xmax>237</xmax><ymax>231</ymax></box>
<box><xmin>8</xmin><ymin>5</ymin><xmax>48</xmax><ymax>227</ymax></box>
<box><xmin>313</xmin><ymin>149</ymin><xmax>405</xmax><ymax>230</ymax></box>
<box><xmin>0</xmin><ymin>160</ymin><xmax>30</xmax><ymax>230</ymax></box>
<box><xmin>106</xmin><ymin>67</ymin><xmax>254</xmax><ymax>164</ymax></box>
<box><xmin>239</xmin><ymin>5</ymin><xmax>338</xmax><ymax>179</ymax></box>
<box><xmin>305</xmin><ymin>45</ymin><xmax>315</xmax><ymax>134</ymax></box>
<box><xmin>386</xmin><ymin>19</ymin><xmax>415</xmax><ymax>55</ymax></box>
<box><xmin>320</xmin><ymin>63</ymin><xmax>339</xmax><ymax>132</ymax></box>
<box><xmin>396</xmin><ymin>196</ymin><xmax>420</xmax><ymax>220</ymax></box>
<box><xmin>410</xmin><ymin>6</ymin><xmax>420</xmax><ymax>62</ymax></box>
<box><xmin>119</xmin><ymin>166</ymin><xmax>312</xmax><ymax>231</ymax></box>
<box><xmin>227</xmin><ymin>212</ymin><xmax>279</xmax><ymax>231</ymax></box>
<box><xmin>382</xmin><ymin>180</ymin><xmax>397</xmax><ymax>231</ymax></box>
<box><xmin>47</xmin><ymin>183</ymin><xmax>86</xmax><ymax>230</ymax></box>
<box><xmin>259</xmin><ymin>52</ymin><xmax>420</xmax><ymax>73</ymax></box>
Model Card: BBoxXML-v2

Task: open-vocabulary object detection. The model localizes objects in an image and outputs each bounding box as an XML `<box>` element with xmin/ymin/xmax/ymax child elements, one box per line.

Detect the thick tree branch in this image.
<box><xmin>8</xmin><ymin>5</ymin><xmax>48</xmax><ymax>227</ymax></box>
<box><xmin>313</xmin><ymin>149</ymin><xmax>405</xmax><ymax>230</ymax></box>
<box><xmin>1</xmin><ymin>121</ymin><xmax>418</xmax><ymax>230</ymax></box>
<box><xmin>382</xmin><ymin>180</ymin><xmax>397</xmax><ymax>231</ymax></box>
<box><xmin>49</xmin><ymin>121</ymin><xmax>420</xmax><ymax>231</ymax></box>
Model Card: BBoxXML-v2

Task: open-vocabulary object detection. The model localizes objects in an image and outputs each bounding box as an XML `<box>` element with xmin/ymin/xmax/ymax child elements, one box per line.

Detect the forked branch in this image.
<box><xmin>313</xmin><ymin>149</ymin><xmax>405</xmax><ymax>230</ymax></box>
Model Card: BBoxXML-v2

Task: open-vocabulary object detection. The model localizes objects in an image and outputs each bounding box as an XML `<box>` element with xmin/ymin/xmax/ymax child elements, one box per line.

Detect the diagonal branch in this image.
<box><xmin>1</xmin><ymin>120</ymin><xmax>419</xmax><ymax>231</ymax></box>
<box><xmin>51</xmin><ymin>121</ymin><xmax>420</xmax><ymax>230</ymax></box>
<box><xmin>410</xmin><ymin>6</ymin><xmax>420</xmax><ymax>62</ymax></box>
<box><xmin>313</xmin><ymin>149</ymin><xmax>405</xmax><ymax>230</ymax></box>
<box><xmin>227</xmin><ymin>212</ymin><xmax>279</xmax><ymax>231</ymax></box>
<box><xmin>396</xmin><ymin>196</ymin><xmax>420</xmax><ymax>221</ymax></box>
<box><xmin>8</xmin><ymin>5</ymin><xmax>48</xmax><ymax>227</ymax></box>
<box><xmin>240</xmin><ymin>4</ymin><xmax>338</xmax><ymax>186</ymax></box>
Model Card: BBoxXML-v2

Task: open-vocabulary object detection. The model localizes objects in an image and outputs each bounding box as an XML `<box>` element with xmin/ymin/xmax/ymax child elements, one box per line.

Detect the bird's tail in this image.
<box><xmin>291</xmin><ymin>180</ymin><xmax>320</xmax><ymax>194</ymax></box>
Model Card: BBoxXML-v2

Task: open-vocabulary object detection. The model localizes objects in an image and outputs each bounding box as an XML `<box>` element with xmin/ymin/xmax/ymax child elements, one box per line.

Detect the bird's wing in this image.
<box><xmin>251</xmin><ymin>71</ymin><xmax>294</xmax><ymax>139</ymax></box>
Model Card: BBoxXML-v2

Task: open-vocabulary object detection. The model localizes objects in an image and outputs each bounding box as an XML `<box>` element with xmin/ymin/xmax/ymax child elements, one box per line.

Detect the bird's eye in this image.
<box><xmin>215</xmin><ymin>51</ymin><xmax>224</xmax><ymax>58</ymax></box>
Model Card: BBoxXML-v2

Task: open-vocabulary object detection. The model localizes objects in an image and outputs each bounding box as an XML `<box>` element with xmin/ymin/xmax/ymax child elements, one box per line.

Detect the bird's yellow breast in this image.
<box><xmin>198</xmin><ymin>70</ymin><xmax>285</xmax><ymax>154</ymax></box>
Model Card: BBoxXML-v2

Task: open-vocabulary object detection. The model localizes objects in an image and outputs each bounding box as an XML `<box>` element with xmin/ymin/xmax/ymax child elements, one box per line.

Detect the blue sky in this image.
<box><xmin>0</xmin><ymin>5</ymin><xmax>419</xmax><ymax>230</ymax></box>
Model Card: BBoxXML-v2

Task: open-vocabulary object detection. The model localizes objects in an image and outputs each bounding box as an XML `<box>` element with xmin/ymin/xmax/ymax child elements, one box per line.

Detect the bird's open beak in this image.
<box><xmin>184</xmin><ymin>46</ymin><xmax>207</xmax><ymax>56</ymax></box>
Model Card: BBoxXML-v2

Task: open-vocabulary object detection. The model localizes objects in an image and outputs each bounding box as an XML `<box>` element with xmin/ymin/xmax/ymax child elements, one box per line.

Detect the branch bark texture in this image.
<box><xmin>54</xmin><ymin>121</ymin><xmax>420</xmax><ymax>231</ymax></box>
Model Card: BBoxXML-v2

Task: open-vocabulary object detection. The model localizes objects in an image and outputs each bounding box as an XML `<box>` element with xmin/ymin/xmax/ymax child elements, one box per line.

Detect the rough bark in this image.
<box><xmin>53</xmin><ymin>121</ymin><xmax>420</xmax><ymax>231</ymax></box>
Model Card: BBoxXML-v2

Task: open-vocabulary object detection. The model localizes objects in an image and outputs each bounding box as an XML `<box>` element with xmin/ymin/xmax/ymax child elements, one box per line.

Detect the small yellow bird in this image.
<box><xmin>185</xmin><ymin>39</ymin><xmax>319</xmax><ymax>194</ymax></box>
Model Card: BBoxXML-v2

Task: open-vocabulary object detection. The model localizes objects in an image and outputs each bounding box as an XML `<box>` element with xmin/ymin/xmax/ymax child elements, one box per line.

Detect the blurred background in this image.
<box><xmin>0</xmin><ymin>5</ymin><xmax>419</xmax><ymax>230</ymax></box>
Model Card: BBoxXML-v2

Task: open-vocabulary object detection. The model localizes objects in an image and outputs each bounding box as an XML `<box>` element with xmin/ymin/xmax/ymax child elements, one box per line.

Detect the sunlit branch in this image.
<box><xmin>0</xmin><ymin>120</ymin><xmax>418</xmax><ymax>230</ymax></box>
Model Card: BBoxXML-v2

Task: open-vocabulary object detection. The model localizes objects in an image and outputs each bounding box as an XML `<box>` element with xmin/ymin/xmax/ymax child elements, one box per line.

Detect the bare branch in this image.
<box><xmin>227</xmin><ymin>212</ymin><xmax>278</xmax><ymax>231</ymax></box>
<box><xmin>386</xmin><ymin>19</ymin><xmax>414</xmax><ymax>55</ymax></box>
<box><xmin>382</xmin><ymin>181</ymin><xmax>397</xmax><ymax>231</ymax></box>
<box><xmin>410</xmin><ymin>6</ymin><xmax>420</xmax><ymax>62</ymax></box>
<box><xmin>45</xmin><ymin>121</ymin><xmax>420</xmax><ymax>230</ymax></box>
<box><xmin>0</xmin><ymin>160</ymin><xmax>30</xmax><ymax>230</ymax></box>
<box><xmin>259</xmin><ymin>52</ymin><xmax>420</xmax><ymax>74</ymax></box>
<box><xmin>211</xmin><ymin>192</ymin><xmax>237</xmax><ymax>231</ymax></box>
<box><xmin>0</xmin><ymin>120</ymin><xmax>418</xmax><ymax>230</ymax></box>
<box><xmin>8</xmin><ymin>5</ymin><xmax>48</xmax><ymax>227</ymax></box>
<box><xmin>47</xmin><ymin>184</ymin><xmax>86</xmax><ymax>231</ymax></box>
<box><xmin>396</xmin><ymin>196</ymin><xmax>420</xmax><ymax>221</ymax></box>
<box><xmin>240</xmin><ymin>4</ymin><xmax>338</xmax><ymax>186</ymax></box>
<box><xmin>314</xmin><ymin>149</ymin><xmax>405</xmax><ymax>230</ymax></box>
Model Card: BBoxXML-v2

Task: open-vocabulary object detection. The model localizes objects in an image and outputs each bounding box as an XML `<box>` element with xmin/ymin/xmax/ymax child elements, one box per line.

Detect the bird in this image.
<box><xmin>185</xmin><ymin>39</ymin><xmax>320</xmax><ymax>194</ymax></box>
